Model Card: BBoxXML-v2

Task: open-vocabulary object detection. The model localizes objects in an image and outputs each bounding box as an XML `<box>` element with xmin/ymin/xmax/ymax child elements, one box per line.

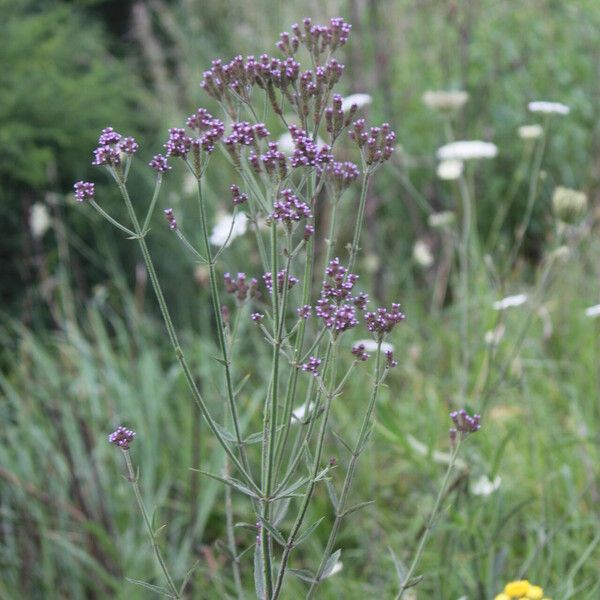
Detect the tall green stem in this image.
<box><xmin>123</xmin><ymin>451</ymin><xmax>180</xmax><ymax>599</ymax></box>
<box><xmin>347</xmin><ymin>172</ymin><xmax>371</xmax><ymax>273</ymax></box>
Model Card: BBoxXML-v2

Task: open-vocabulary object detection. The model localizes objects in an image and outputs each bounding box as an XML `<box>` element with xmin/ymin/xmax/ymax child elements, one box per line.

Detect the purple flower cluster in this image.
<box><xmin>314</xmin><ymin>258</ymin><xmax>367</xmax><ymax>334</ymax></box>
<box><xmin>270</xmin><ymin>189</ymin><xmax>312</xmax><ymax>225</ymax></box>
<box><xmin>304</xmin><ymin>224</ymin><xmax>315</xmax><ymax>240</ymax></box>
<box><xmin>301</xmin><ymin>356</ymin><xmax>321</xmax><ymax>376</ymax></box>
<box><xmin>351</xmin><ymin>343</ymin><xmax>369</xmax><ymax>361</ymax></box>
<box><xmin>326</xmin><ymin>94</ymin><xmax>357</xmax><ymax>140</ymax></box>
<box><xmin>449</xmin><ymin>409</ymin><xmax>481</xmax><ymax>444</ymax></box>
<box><xmin>251</xmin><ymin>312</ymin><xmax>264</xmax><ymax>323</ymax></box>
<box><xmin>92</xmin><ymin>127</ymin><xmax>138</xmax><ymax>167</ymax></box>
<box><xmin>224</xmin><ymin>121</ymin><xmax>270</xmax><ymax>147</ymax></box>
<box><xmin>249</xmin><ymin>142</ymin><xmax>288</xmax><ymax>180</ymax></box>
<box><xmin>224</xmin><ymin>272</ymin><xmax>258</xmax><ymax>302</ymax></box>
<box><xmin>163</xmin><ymin>208</ymin><xmax>177</xmax><ymax>230</ymax></box>
<box><xmin>349</xmin><ymin>120</ymin><xmax>396</xmax><ymax>166</ymax></box>
<box><xmin>201</xmin><ymin>54</ymin><xmax>300</xmax><ymax>109</ymax></box>
<box><xmin>108</xmin><ymin>426</ymin><xmax>136</xmax><ymax>450</ymax></box>
<box><xmin>385</xmin><ymin>350</ymin><xmax>398</xmax><ymax>368</ymax></box>
<box><xmin>263</xmin><ymin>269</ymin><xmax>299</xmax><ymax>294</ymax></box>
<box><xmin>164</xmin><ymin>109</ymin><xmax>225</xmax><ymax>160</ymax></box>
<box><xmin>325</xmin><ymin>161</ymin><xmax>360</xmax><ymax>194</ymax></box>
<box><xmin>297</xmin><ymin>304</ymin><xmax>312</xmax><ymax>319</ymax></box>
<box><xmin>288</xmin><ymin>125</ymin><xmax>333</xmax><ymax>169</ymax></box>
<box><xmin>364</xmin><ymin>304</ymin><xmax>406</xmax><ymax>335</ymax></box>
<box><xmin>230</xmin><ymin>184</ymin><xmax>248</xmax><ymax>206</ymax></box>
<box><xmin>277</xmin><ymin>17</ymin><xmax>351</xmax><ymax>57</ymax></box>
<box><xmin>73</xmin><ymin>181</ymin><xmax>95</xmax><ymax>202</ymax></box>
<box><xmin>149</xmin><ymin>154</ymin><xmax>171</xmax><ymax>173</ymax></box>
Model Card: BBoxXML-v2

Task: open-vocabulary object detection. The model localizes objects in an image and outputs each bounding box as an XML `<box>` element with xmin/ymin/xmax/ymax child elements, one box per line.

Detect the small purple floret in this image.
<box><xmin>108</xmin><ymin>426</ymin><xmax>136</xmax><ymax>450</ymax></box>
<box><xmin>73</xmin><ymin>181</ymin><xmax>95</xmax><ymax>202</ymax></box>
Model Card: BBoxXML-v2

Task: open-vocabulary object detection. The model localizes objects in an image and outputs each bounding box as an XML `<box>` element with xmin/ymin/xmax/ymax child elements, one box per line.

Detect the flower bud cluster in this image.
<box><xmin>301</xmin><ymin>356</ymin><xmax>321</xmax><ymax>376</ymax></box>
<box><xmin>164</xmin><ymin>109</ymin><xmax>225</xmax><ymax>160</ymax></box>
<box><xmin>288</xmin><ymin>125</ymin><xmax>333</xmax><ymax>169</ymax></box>
<box><xmin>326</xmin><ymin>94</ymin><xmax>358</xmax><ymax>140</ymax></box>
<box><xmin>325</xmin><ymin>161</ymin><xmax>360</xmax><ymax>194</ymax></box>
<box><xmin>224</xmin><ymin>272</ymin><xmax>259</xmax><ymax>302</ymax></box>
<box><xmin>351</xmin><ymin>343</ymin><xmax>369</xmax><ymax>361</ymax></box>
<box><xmin>249</xmin><ymin>142</ymin><xmax>288</xmax><ymax>181</ymax></box>
<box><xmin>263</xmin><ymin>269</ymin><xmax>299</xmax><ymax>294</ymax></box>
<box><xmin>149</xmin><ymin>154</ymin><xmax>170</xmax><ymax>173</ymax></box>
<box><xmin>163</xmin><ymin>208</ymin><xmax>177</xmax><ymax>230</ymax></box>
<box><xmin>73</xmin><ymin>181</ymin><xmax>95</xmax><ymax>202</ymax></box>
<box><xmin>230</xmin><ymin>184</ymin><xmax>248</xmax><ymax>205</ymax></box>
<box><xmin>92</xmin><ymin>127</ymin><xmax>138</xmax><ymax>167</ymax></box>
<box><xmin>449</xmin><ymin>409</ymin><xmax>481</xmax><ymax>444</ymax></box>
<box><xmin>277</xmin><ymin>17</ymin><xmax>351</xmax><ymax>58</ymax></box>
<box><xmin>224</xmin><ymin>121</ymin><xmax>270</xmax><ymax>148</ymax></box>
<box><xmin>349</xmin><ymin>120</ymin><xmax>396</xmax><ymax>165</ymax></box>
<box><xmin>364</xmin><ymin>304</ymin><xmax>406</xmax><ymax>335</ymax></box>
<box><xmin>108</xmin><ymin>426</ymin><xmax>136</xmax><ymax>450</ymax></box>
<box><xmin>270</xmin><ymin>189</ymin><xmax>312</xmax><ymax>225</ymax></box>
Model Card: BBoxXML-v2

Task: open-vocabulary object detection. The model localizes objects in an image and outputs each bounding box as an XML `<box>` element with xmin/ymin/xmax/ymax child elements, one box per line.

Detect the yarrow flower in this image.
<box><xmin>108</xmin><ymin>426</ymin><xmax>136</xmax><ymax>450</ymax></box>
<box><xmin>492</xmin><ymin>293</ymin><xmax>528</xmax><ymax>310</ymax></box>
<box><xmin>436</xmin><ymin>159</ymin><xmax>464</xmax><ymax>180</ymax></box>
<box><xmin>413</xmin><ymin>239</ymin><xmax>434</xmax><ymax>268</ymax></box>
<box><xmin>422</xmin><ymin>90</ymin><xmax>469</xmax><ymax>112</ymax></box>
<box><xmin>437</xmin><ymin>140</ymin><xmax>498</xmax><ymax>161</ymax></box>
<box><xmin>585</xmin><ymin>304</ymin><xmax>600</xmax><ymax>318</ymax></box>
<box><xmin>301</xmin><ymin>356</ymin><xmax>321</xmax><ymax>376</ymax></box>
<box><xmin>551</xmin><ymin>186</ymin><xmax>587</xmax><ymax>224</ymax></box>
<box><xmin>495</xmin><ymin>579</ymin><xmax>550</xmax><ymax>600</ymax></box>
<box><xmin>292</xmin><ymin>401</ymin><xmax>315</xmax><ymax>422</ymax></box>
<box><xmin>428</xmin><ymin>211</ymin><xmax>455</xmax><ymax>229</ymax></box>
<box><xmin>528</xmin><ymin>101</ymin><xmax>569</xmax><ymax>115</ymax></box>
<box><xmin>449</xmin><ymin>409</ymin><xmax>481</xmax><ymax>444</ymax></box>
<box><xmin>163</xmin><ymin>208</ymin><xmax>177</xmax><ymax>230</ymax></box>
<box><xmin>209</xmin><ymin>212</ymin><xmax>248</xmax><ymax>247</ymax></box>
<box><xmin>341</xmin><ymin>93</ymin><xmax>372</xmax><ymax>112</ymax></box>
<box><xmin>471</xmin><ymin>474</ymin><xmax>502</xmax><ymax>497</ymax></box>
<box><xmin>73</xmin><ymin>181</ymin><xmax>95</xmax><ymax>202</ymax></box>
<box><xmin>518</xmin><ymin>124</ymin><xmax>543</xmax><ymax>140</ymax></box>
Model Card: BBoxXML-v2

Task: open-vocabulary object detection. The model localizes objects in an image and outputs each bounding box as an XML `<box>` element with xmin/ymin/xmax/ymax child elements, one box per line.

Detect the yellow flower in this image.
<box><xmin>504</xmin><ymin>580</ymin><xmax>530</xmax><ymax>597</ymax></box>
<box><xmin>495</xmin><ymin>595</ymin><xmax>511</xmax><ymax>600</ymax></box>
<box><xmin>526</xmin><ymin>585</ymin><xmax>544</xmax><ymax>599</ymax></box>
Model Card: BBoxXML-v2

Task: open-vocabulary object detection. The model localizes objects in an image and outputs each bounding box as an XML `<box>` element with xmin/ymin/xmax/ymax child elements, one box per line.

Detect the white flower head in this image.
<box><xmin>413</xmin><ymin>239</ymin><xmax>434</xmax><ymax>268</ymax></box>
<box><xmin>30</xmin><ymin>203</ymin><xmax>51</xmax><ymax>239</ymax></box>
<box><xmin>209</xmin><ymin>212</ymin><xmax>248</xmax><ymax>247</ymax></box>
<box><xmin>528</xmin><ymin>101</ymin><xmax>570</xmax><ymax>115</ymax></box>
<box><xmin>422</xmin><ymin>90</ymin><xmax>469</xmax><ymax>112</ymax></box>
<box><xmin>492</xmin><ymin>293</ymin><xmax>528</xmax><ymax>311</ymax></box>
<box><xmin>292</xmin><ymin>401</ymin><xmax>315</xmax><ymax>422</ymax></box>
<box><xmin>471</xmin><ymin>475</ymin><xmax>501</xmax><ymax>497</ymax></box>
<box><xmin>518</xmin><ymin>124</ymin><xmax>543</xmax><ymax>140</ymax></box>
<box><xmin>436</xmin><ymin>159</ymin><xmax>464</xmax><ymax>180</ymax></box>
<box><xmin>428</xmin><ymin>211</ymin><xmax>455</xmax><ymax>229</ymax></box>
<box><xmin>437</xmin><ymin>141</ymin><xmax>498</xmax><ymax>161</ymax></box>
<box><xmin>585</xmin><ymin>304</ymin><xmax>600</xmax><ymax>318</ymax></box>
<box><xmin>354</xmin><ymin>339</ymin><xmax>394</xmax><ymax>354</ymax></box>
<box><xmin>278</xmin><ymin>132</ymin><xmax>326</xmax><ymax>155</ymax></box>
<box><xmin>341</xmin><ymin>93</ymin><xmax>372</xmax><ymax>112</ymax></box>
<box><xmin>484</xmin><ymin>324</ymin><xmax>505</xmax><ymax>346</ymax></box>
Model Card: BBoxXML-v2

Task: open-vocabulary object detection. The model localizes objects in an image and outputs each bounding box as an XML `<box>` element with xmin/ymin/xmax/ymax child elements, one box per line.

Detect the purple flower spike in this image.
<box><xmin>230</xmin><ymin>184</ymin><xmax>248</xmax><ymax>205</ymax></box>
<box><xmin>385</xmin><ymin>350</ymin><xmax>398</xmax><ymax>368</ymax></box>
<box><xmin>270</xmin><ymin>189</ymin><xmax>312</xmax><ymax>225</ymax></box>
<box><xmin>120</xmin><ymin>136</ymin><xmax>139</xmax><ymax>155</ymax></box>
<box><xmin>297</xmin><ymin>305</ymin><xmax>312</xmax><ymax>319</ymax></box>
<box><xmin>73</xmin><ymin>181</ymin><xmax>95</xmax><ymax>202</ymax></box>
<box><xmin>301</xmin><ymin>356</ymin><xmax>321</xmax><ymax>376</ymax></box>
<box><xmin>449</xmin><ymin>409</ymin><xmax>481</xmax><ymax>443</ymax></box>
<box><xmin>108</xmin><ymin>426</ymin><xmax>136</xmax><ymax>450</ymax></box>
<box><xmin>149</xmin><ymin>154</ymin><xmax>171</xmax><ymax>173</ymax></box>
<box><xmin>164</xmin><ymin>208</ymin><xmax>177</xmax><ymax>230</ymax></box>
<box><xmin>351</xmin><ymin>343</ymin><xmax>369</xmax><ymax>361</ymax></box>
<box><xmin>365</xmin><ymin>303</ymin><xmax>406</xmax><ymax>335</ymax></box>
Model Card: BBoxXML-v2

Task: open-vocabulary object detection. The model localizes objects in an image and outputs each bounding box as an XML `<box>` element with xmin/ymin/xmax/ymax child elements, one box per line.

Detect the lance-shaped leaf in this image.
<box><xmin>321</xmin><ymin>549</ymin><xmax>342</xmax><ymax>579</ymax></box>
<box><xmin>341</xmin><ymin>500</ymin><xmax>375</xmax><ymax>518</ymax></box>
<box><xmin>190</xmin><ymin>469</ymin><xmax>259</xmax><ymax>499</ymax></box>
<box><xmin>258</xmin><ymin>516</ymin><xmax>286</xmax><ymax>547</ymax></box>
<box><xmin>254</xmin><ymin>543</ymin><xmax>266</xmax><ymax>600</ymax></box>
<box><xmin>288</xmin><ymin>568</ymin><xmax>316</xmax><ymax>583</ymax></box>
<box><xmin>126</xmin><ymin>578</ymin><xmax>176</xmax><ymax>598</ymax></box>
<box><xmin>272</xmin><ymin>476</ymin><xmax>309</xmax><ymax>500</ymax></box>
<box><xmin>294</xmin><ymin>517</ymin><xmax>325</xmax><ymax>547</ymax></box>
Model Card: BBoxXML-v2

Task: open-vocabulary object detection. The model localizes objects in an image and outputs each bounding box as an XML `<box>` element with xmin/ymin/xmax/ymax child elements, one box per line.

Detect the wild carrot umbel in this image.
<box><xmin>79</xmin><ymin>17</ymin><xmax>409</xmax><ymax>598</ymax></box>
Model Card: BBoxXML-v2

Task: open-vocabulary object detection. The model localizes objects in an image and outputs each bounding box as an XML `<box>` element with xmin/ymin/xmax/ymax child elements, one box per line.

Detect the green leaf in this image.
<box><xmin>272</xmin><ymin>476</ymin><xmax>308</xmax><ymax>500</ymax></box>
<box><xmin>294</xmin><ymin>517</ymin><xmax>324</xmax><ymax>547</ymax></box>
<box><xmin>126</xmin><ymin>578</ymin><xmax>176</xmax><ymax>598</ymax></box>
<box><xmin>212</xmin><ymin>421</ymin><xmax>237</xmax><ymax>443</ymax></box>
<box><xmin>179</xmin><ymin>560</ymin><xmax>201</xmax><ymax>596</ymax></box>
<box><xmin>330</xmin><ymin>429</ymin><xmax>353</xmax><ymax>454</ymax></box>
<box><xmin>272</xmin><ymin>497</ymin><xmax>291</xmax><ymax>527</ymax></box>
<box><xmin>325</xmin><ymin>479</ymin><xmax>338</xmax><ymax>510</ymax></box>
<box><xmin>288</xmin><ymin>568</ymin><xmax>316</xmax><ymax>583</ymax></box>
<box><xmin>190</xmin><ymin>469</ymin><xmax>259</xmax><ymax>499</ymax></box>
<box><xmin>321</xmin><ymin>549</ymin><xmax>341</xmax><ymax>579</ymax></box>
<box><xmin>258</xmin><ymin>517</ymin><xmax>286</xmax><ymax>547</ymax></box>
<box><xmin>342</xmin><ymin>500</ymin><xmax>375</xmax><ymax>518</ymax></box>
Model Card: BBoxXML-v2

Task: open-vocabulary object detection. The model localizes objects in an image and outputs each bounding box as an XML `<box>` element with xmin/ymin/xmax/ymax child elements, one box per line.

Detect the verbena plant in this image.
<box><xmin>74</xmin><ymin>17</ymin><xmax>479</xmax><ymax>599</ymax></box>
